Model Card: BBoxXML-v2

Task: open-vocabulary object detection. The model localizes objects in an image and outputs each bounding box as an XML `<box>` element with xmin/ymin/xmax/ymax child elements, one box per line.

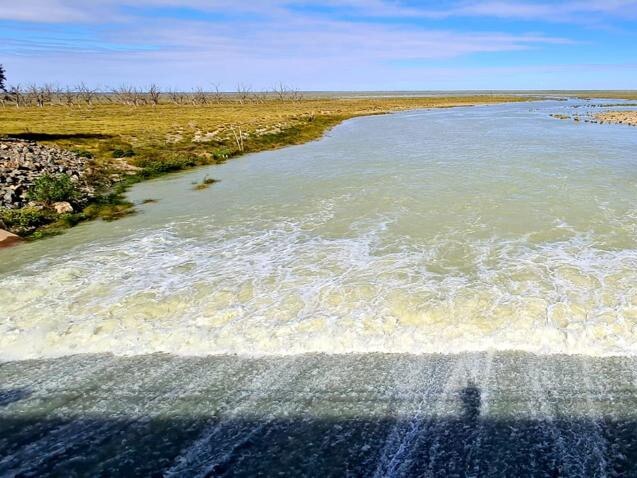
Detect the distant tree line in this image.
<box><xmin>0</xmin><ymin>66</ymin><xmax>304</xmax><ymax>108</ymax></box>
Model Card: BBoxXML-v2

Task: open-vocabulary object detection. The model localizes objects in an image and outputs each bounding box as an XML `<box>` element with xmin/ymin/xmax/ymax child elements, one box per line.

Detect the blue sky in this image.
<box><xmin>1</xmin><ymin>0</ymin><xmax>637</xmax><ymax>90</ymax></box>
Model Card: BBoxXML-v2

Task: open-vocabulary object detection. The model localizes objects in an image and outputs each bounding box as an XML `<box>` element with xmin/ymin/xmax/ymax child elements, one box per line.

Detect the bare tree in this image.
<box><xmin>50</xmin><ymin>85</ymin><xmax>63</xmax><ymax>106</ymax></box>
<box><xmin>147</xmin><ymin>84</ymin><xmax>161</xmax><ymax>106</ymax></box>
<box><xmin>252</xmin><ymin>89</ymin><xmax>268</xmax><ymax>104</ymax></box>
<box><xmin>272</xmin><ymin>83</ymin><xmax>303</xmax><ymax>102</ymax></box>
<box><xmin>8</xmin><ymin>84</ymin><xmax>25</xmax><ymax>108</ymax></box>
<box><xmin>192</xmin><ymin>87</ymin><xmax>208</xmax><ymax>106</ymax></box>
<box><xmin>236</xmin><ymin>83</ymin><xmax>252</xmax><ymax>105</ymax></box>
<box><xmin>167</xmin><ymin>88</ymin><xmax>186</xmax><ymax>105</ymax></box>
<box><xmin>112</xmin><ymin>85</ymin><xmax>133</xmax><ymax>105</ymax></box>
<box><xmin>210</xmin><ymin>83</ymin><xmax>223</xmax><ymax>104</ymax></box>
<box><xmin>62</xmin><ymin>86</ymin><xmax>76</xmax><ymax>107</ymax></box>
<box><xmin>112</xmin><ymin>85</ymin><xmax>145</xmax><ymax>106</ymax></box>
<box><xmin>76</xmin><ymin>82</ymin><xmax>98</xmax><ymax>106</ymax></box>
<box><xmin>27</xmin><ymin>84</ymin><xmax>55</xmax><ymax>107</ymax></box>
<box><xmin>132</xmin><ymin>87</ymin><xmax>146</xmax><ymax>106</ymax></box>
<box><xmin>273</xmin><ymin>82</ymin><xmax>288</xmax><ymax>102</ymax></box>
<box><xmin>230</xmin><ymin>125</ymin><xmax>245</xmax><ymax>152</ymax></box>
<box><xmin>27</xmin><ymin>84</ymin><xmax>44</xmax><ymax>107</ymax></box>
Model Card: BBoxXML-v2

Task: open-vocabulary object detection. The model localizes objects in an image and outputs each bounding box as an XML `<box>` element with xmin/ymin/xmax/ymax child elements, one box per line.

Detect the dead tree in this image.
<box><xmin>26</xmin><ymin>84</ymin><xmax>40</xmax><ymax>107</ymax></box>
<box><xmin>273</xmin><ymin>82</ymin><xmax>289</xmax><ymax>101</ymax></box>
<box><xmin>167</xmin><ymin>88</ymin><xmax>186</xmax><ymax>105</ymax></box>
<box><xmin>236</xmin><ymin>83</ymin><xmax>252</xmax><ymax>105</ymax></box>
<box><xmin>252</xmin><ymin>90</ymin><xmax>268</xmax><ymax>104</ymax></box>
<box><xmin>289</xmin><ymin>87</ymin><xmax>304</xmax><ymax>102</ymax></box>
<box><xmin>210</xmin><ymin>83</ymin><xmax>223</xmax><ymax>104</ymax></box>
<box><xmin>112</xmin><ymin>85</ymin><xmax>133</xmax><ymax>105</ymax></box>
<box><xmin>27</xmin><ymin>84</ymin><xmax>54</xmax><ymax>107</ymax></box>
<box><xmin>76</xmin><ymin>82</ymin><xmax>98</xmax><ymax>106</ymax></box>
<box><xmin>147</xmin><ymin>84</ymin><xmax>161</xmax><ymax>106</ymax></box>
<box><xmin>192</xmin><ymin>87</ymin><xmax>208</xmax><ymax>106</ymax></box>
<box><xmin>50</xmin><ymin>85</ymin><xmax>63</xmax><ymax>106</ymax></box>
<box><xmin>132</xmin><ymin>87</ymin><xmax>146</xmax><ymax>106</ymax></box>
<box><xmin>272</xmin><ymin>83</ymin><xmax>303</xmax><ymax>102</ymax></box>
<box><xmin>8</xmin><ymin>85</ymin><xmax>25</xmax><ymax>108</ymax></box>
<box><xmin>62</xmin><ymin>86</ymin><xmax>76</xmax><ymax>107</ymax></box>
<box><xmin>112</xmin><ymin>85</ymin><xmax>144</xmax><ymax>106</ymax></box>
<box><xmin>230</xmin><ymin>125</ymin><xmax>245</xmax><ymax>152</ymax></box>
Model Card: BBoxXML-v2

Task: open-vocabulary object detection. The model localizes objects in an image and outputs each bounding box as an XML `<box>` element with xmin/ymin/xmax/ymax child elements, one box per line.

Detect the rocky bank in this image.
<box><xmin>0</xmin><ymin>138</ymin><xmax>96</xmax><ymax>209</ymax></box>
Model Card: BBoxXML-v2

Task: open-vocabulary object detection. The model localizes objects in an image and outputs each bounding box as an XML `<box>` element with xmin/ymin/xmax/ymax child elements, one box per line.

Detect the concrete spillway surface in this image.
<box><xmin>1</xmin><ymin>353</ymin><xmax>637</xmax><ymax>477</ymax></box>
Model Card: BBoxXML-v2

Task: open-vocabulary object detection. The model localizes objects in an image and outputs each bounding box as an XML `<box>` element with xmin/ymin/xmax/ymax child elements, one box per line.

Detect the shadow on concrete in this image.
<box><xmin>1</xmin><ymin>384</ymin><xmax>635</xmax><ymax>477</ymax></box>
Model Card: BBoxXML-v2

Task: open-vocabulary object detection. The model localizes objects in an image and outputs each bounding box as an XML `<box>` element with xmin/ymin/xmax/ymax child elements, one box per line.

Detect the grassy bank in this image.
<box><xmin>1</xmin><ymin>95</ymin><xmax>531</xmax><ymax>238</ymax></box>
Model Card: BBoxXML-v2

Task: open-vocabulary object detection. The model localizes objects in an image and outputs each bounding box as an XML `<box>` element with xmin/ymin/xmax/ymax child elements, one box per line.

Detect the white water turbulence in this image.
<box><xmin>2</xmin><ymin>99</ymin><xmax>637</xmax><ymax>359</ymax></box>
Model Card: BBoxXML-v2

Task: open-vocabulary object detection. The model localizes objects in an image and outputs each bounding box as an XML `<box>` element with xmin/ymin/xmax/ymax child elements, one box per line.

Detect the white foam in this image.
<box><xmin>2</xmin><ymin>209</ymin><xmax>637</xmax><ymax>360</ymax></box>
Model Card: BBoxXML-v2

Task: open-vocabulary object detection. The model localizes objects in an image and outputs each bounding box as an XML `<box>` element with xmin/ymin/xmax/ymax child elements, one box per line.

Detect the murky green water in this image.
<box><xmin>2</xmin><ymin>99</ymin><xmax>637</xmax><ymax>359</ymax></box>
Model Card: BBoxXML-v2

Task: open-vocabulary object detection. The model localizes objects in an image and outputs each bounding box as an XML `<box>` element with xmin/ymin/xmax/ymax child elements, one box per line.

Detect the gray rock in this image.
<box><xmin>0</xmin><ymin>138</ymin><xmax>97</xmax><ymax>209</ymax></box>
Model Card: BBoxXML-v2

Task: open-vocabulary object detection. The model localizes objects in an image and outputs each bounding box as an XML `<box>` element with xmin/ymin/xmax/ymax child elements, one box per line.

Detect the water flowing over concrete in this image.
<box><xmin>2</xmin><ymin>353</ymin><xmax>637</xmax><ymax>476</ymax></box>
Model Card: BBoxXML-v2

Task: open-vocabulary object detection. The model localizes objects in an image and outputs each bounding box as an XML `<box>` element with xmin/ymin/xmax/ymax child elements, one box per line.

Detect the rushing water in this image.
<box><xmin>2</xmin><ymin>99</ymin><xmax>637</xmax><ymax>359</ymax></box>
<box><xmin>3</xmin><ymin>99</ymin><xmax>637</xmax><ymax>476</ymax></box>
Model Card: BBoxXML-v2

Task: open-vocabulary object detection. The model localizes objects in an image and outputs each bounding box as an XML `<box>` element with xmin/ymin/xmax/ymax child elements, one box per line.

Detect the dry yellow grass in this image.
<box><xmin>595</xmin><ymin>111</ymin><xmax>637</xmax><ymax>127</ymax></box>
<box><xmin>0</xmin><ymin>96</ymin><xmax>532</xmax><ymax>167</ymax></box>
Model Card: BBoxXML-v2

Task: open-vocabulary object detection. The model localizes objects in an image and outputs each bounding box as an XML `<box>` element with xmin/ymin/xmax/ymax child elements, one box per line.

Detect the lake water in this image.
<box><xmin>2</xmin><ymin>99</ymin><xmax>637</xmax><ymax>359</ymax></box>
<box><xmin>3</xmin><ymin>99</ymin><xmax>637</xmax><ymax>475</ymax></box>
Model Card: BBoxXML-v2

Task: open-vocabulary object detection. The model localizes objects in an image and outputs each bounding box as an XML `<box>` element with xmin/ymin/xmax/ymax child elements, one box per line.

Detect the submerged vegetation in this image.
<box><xmin>0</xmin><ymin>91</ymin><xmax>535</xmax><ymax>238</ymax></box>
<box><xmin>193</xmin><ymin>175</ymin><xmax>219</xmax><ymax>190</ymax></box>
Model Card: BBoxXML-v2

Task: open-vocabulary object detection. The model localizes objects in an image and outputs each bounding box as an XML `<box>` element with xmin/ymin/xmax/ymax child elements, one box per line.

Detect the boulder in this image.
<box><xmin>52</xmin><ymin>201</ymin><xmax>74</xmax><ymax>214</ymax></box>
<box><xmin>0</xmin><ymin>229</ymin><xmax>22</xmax><ymax>248</ymax></box>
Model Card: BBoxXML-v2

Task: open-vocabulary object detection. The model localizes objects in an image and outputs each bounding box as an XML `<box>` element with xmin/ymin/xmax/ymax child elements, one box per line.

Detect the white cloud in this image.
<box><xmin>2</xmin><ymin>0</ymin><xmax>637</xmax><ymax>23</ymax></box>
<box><xmin>0</xmin><ymin>0</ymin><xmax>633</xmax><ymax>89</ymax></box>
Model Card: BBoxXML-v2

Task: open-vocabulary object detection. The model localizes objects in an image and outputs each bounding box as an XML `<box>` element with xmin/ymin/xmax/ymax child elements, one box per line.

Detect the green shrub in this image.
<box><xmin>0</xmin><ymin>207</ymin><xmax>56</xmax><ymax>236</ymax></box>
<box><xmin>133</xmin><ymin>155</ymin><xmax>198</xmax><ymax>178</ymax></box>
<box><xmin>71</xmin><ymin>149</ymin><xmax>94</xmax><ymax>159</ymax></box>
<box><xmin>112</xmin><ymin>148</ymin><xmax>136</xmax><ymax>158</ymax></box>
<box><xmin>28</xmin><ymin>174</ymin><xmax>79</xmax><ymax>204</ymax></box>
<box><xmin>212</xmin><ymin>148</ymin><xmax>231</xmax><ymax>160</ymax></box>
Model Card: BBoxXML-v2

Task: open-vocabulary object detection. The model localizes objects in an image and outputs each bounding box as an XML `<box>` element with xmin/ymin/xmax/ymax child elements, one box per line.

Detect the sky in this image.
<box><xmin>1</xmin><ymin>0</ymin><xmax>636</xmax><ymax>91</ymax></box>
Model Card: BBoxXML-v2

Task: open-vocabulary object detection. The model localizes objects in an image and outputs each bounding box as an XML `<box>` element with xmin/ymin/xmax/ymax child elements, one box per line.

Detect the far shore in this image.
<box><xmin>595</xmin><ymin>111</ymin><xmax>637</xmax><ymax>127</ymax></box>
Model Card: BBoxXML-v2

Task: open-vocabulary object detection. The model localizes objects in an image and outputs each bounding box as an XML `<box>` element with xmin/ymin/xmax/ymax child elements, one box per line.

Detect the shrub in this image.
<box><xmin>212</xmin><ymin>148</ymin><xmax>231</xmax><ymax>160</ymax></box>
<box><xmin>133</xmin><ymin>155</ymin><xmax>198</xmax><ymax>178</ymax></box>
<box><xmin>0</xmin><ymin>207</ymin><xmax>56</xmax><ymax>236</ymax></box>
<box><xmin>28</xmin><ymin>174</ymin><xmax>79</xmax><ymax>204</ymax></box>
<box><xmin>71</xmin><ymin>149</ymin><xmax>94</xmax><ymax>159</ymax></box>
<box><xmin>112</xmin><ymin>148</ymin><xmax>136</xmax><ymax>158</ymax></box>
